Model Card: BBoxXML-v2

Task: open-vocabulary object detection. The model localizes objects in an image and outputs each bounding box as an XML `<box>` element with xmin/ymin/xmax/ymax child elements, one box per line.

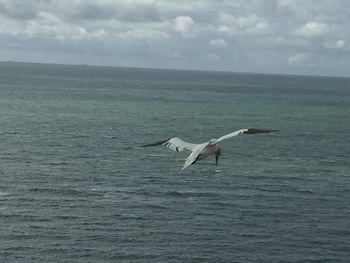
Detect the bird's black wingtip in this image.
<box><xmin>245</xmin><ymin>128</ymin><xmax>279</xmax><ymax>134</ymax></box>
<box><xmin>142</xmin><ymin>138</ymin><xmax>171</xmax><ymax>147</ymax></box>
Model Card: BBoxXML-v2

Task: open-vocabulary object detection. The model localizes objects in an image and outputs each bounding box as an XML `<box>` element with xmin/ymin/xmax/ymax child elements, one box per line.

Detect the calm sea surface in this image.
<box><xmin>0</xmin><ymin>62</ymin><xmax>349</xmax><ymax>262</ymax></box>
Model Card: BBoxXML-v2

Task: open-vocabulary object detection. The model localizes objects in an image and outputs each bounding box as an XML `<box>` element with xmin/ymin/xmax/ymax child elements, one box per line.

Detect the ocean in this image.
<box><xmin>0</xmin><ymin>62</ymin><xmax>349</xmax><ymax>262</ymax></box>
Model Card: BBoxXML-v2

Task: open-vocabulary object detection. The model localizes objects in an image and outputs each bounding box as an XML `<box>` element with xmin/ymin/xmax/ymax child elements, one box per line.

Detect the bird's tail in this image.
<box><xmin>181</xmin><ymin>152</ymin><xmax>200</xmax><ymax>170</ymax></box>
<box><xmin>181</xmin><ymin>156</ymin><xmax>193</xmax><ymax>170</ymax></box>
<box><xmin>181</xmin><ymin>162</ymin><xmax>191</xmax><ymax>171</ymax></box>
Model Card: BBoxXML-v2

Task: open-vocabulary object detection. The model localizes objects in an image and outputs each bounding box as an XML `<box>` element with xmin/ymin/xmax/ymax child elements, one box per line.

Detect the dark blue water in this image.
<box><xmin>1</xmin><ymin>62</ymin><xmax>350</xmax><ymax>262</ymax></box>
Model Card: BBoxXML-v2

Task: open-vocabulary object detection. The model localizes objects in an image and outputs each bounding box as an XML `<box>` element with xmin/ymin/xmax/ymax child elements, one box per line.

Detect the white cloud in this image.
<box><xmin>216</xmin><ymin>13</ymin><xmax>269</xmax><ymax>35</ymax></box>
<box><xmin>209</xmin><ymin>38</ymin><xmax>227</xmax><ymax>47</ymax></box>
<box><xmin>236</xmin><ymin>14</ymin><xmax>261</xmax><ymax>28</ymax></box>
<box><xmin>0</xmin><ymin>0</ymin><xmax>350</xmax><ymax>76</ymax></box>
<box><xmin>324</xmin><ymin>39</ymin><xmax>349</xmax><ymax>50</ymax></box>
<box><xmin>118</xmin><ymin>28</ymin><xmax>170</xmax><ymax>42</ymax></box>
<box><xmin>294</xmin><ymin>22</ymin><xmax>330</xmax><ymax>37</ymax></box>
<box><xmin>24</xmin><ymin>22</ymin><xmax>108</xmax><ymax>42</ymax></box>
<box><xmin>277</xmin><ymin>0</ymin><xmax>294</xmax><ymax>8</ymax></box>
<box><xmin>218</xmin><ymin>25</ymin><xmax>231</xmax><ymax>33</ymax></box>
<box><xmin>336</xmin><ymin>40</ymin><xmax>346</xmax><ymax>48</ymax></box>
<box><xmin>206</xmin><ymin>53</ymin><xmax>221</xmax><ymax>61</ymax></box>
<box><xmin>288</xmin><ymin>52</ymin><xmax>308</xmax><ymax>64</ymax></box>
<box><xmin>173</xmin><ymin>16</ymin><xmax>194</xmax><ymax>33</ymax></box>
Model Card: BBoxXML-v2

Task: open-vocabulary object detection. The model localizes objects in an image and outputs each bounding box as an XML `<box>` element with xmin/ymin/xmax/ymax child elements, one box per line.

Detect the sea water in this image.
<box><xmin>0</xmin><ymin>62</ymin><xmax>349</xmax><ymax>262</ymax></box>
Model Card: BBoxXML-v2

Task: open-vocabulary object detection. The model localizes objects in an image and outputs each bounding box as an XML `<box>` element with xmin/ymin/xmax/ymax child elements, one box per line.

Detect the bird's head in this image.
<box><xmin>208</xmin><ymin>138</ymin><xmax>217</xmax><ymax>145</ymax></box>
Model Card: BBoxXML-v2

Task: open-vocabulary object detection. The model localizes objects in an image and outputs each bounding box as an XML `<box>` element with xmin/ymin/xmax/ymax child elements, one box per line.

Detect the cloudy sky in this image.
<box><xmin>0</xmin><ymin>0</ymin><xmax>349</xmax><ymax>76</ymax></box>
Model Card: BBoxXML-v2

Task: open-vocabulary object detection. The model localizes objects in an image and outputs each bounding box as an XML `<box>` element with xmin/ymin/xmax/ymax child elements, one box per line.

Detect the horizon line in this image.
<box><xmin>1</xmin><ymin>60</ymin><xmax>349</xmax><ymax>80</ymax></box>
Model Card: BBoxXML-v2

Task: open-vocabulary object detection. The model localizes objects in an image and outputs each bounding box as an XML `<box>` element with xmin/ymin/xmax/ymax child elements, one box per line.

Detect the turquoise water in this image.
<box><xmin>0</xmin><ymin>62</ymin><xmax>349</xmax><ymax>262</ymax></box>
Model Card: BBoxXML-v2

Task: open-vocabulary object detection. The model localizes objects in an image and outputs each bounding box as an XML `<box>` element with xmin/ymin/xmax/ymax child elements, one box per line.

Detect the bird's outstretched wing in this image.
<box><xmin>215</xmin><ymin>128</ymin><xmax>278</xmax><ymax>143</ymax></box>
<box><xmin>142</xmin><ymin>137</ymin><xmax>198</xmax><ymax>152</ymax></box>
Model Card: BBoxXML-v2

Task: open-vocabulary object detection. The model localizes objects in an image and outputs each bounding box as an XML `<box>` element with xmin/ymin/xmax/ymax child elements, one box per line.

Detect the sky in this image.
<box><xmin>0</xmin><ymin>0</ymin><xmax>350</xmax><ymax>77</ymax></box>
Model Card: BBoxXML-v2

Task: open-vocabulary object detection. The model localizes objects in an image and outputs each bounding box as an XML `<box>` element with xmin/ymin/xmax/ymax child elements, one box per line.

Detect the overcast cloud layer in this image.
<box><xmin>1</xmin><ymin>0</ymin><xmax>350</xmax><ymax>76</ymax></box>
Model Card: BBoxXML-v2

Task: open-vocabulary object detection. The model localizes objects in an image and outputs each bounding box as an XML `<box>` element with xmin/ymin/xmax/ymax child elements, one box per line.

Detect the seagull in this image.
<box><xmin>142</xmin><ymin>128</ymin><xmax>278</xmax><ymax>170</ymax></box>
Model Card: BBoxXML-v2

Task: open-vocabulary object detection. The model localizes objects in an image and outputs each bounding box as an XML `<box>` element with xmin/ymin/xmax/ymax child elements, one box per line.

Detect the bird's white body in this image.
<box><xmin>182</xmin><ymin>143</ymin><xmax>221</xmax><ymax>170</ymax></box>
<box><xmin>142</xmin><ymin>128</ymin><xmax>278</xmax><ymax>170</ymax></box>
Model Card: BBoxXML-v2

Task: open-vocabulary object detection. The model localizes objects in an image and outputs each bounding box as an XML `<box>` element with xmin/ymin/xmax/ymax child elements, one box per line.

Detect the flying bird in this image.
<box><xmin>142</xmin><ymin>128</ymin><xmax>278</xmax><ymax>170</ymax></box>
